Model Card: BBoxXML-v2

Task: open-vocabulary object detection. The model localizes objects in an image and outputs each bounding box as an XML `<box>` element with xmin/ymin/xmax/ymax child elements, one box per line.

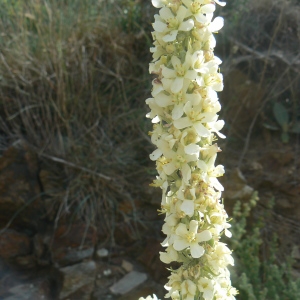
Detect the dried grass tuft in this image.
<box><xmin>0</xmin><ymin>0</ymin><xmax>155</xmax><ymax>240</ymax></box>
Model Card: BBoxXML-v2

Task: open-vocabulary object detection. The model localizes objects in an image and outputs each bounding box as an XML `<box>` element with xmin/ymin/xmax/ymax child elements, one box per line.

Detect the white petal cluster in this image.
<box><xmin>147</xmin><ymin>1</ymin><xmax>237</xmax><ymax>299</ymax></box>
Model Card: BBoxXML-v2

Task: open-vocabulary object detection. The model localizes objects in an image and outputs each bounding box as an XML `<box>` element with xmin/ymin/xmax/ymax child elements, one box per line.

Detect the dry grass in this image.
<box><xmin>0</xmin><ymin>0</ymin><xmax>155</xmax><ymax>240</ymax></box>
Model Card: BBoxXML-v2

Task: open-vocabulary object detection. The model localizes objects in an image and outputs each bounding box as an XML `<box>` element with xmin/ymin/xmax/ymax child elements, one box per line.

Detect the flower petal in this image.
<box><xmin>161</xmin><ymin>78</ymin><xmax>172</xmax><ymax>91</ymax></box>
<box><xmin>194</xmin><ymin>122</ymin><xmax>210</xmax><ymax>137</ymax></box>
<box><xmin>152</xmin><ymin>115</ymin><xmax>160</xmax><ymax>123</ymax></box>
<box><xmin>196</xmin><ymin>230</ymin><xmax>212</xmax><ymax>242</ymax></box>
<box><xmin>185</xmin><ymin>70</ymin><xmax>197</xmax><ymax>80</ymax></box>
<box><xmin>171</xmin><ymin>77</ymin><xmax>184</xmax><ymax>93</ymax></box>
<box><xmin>155</xmin><ymin>92</ymin><xmax>173</xmax><ymax>107</ymax></box>
<box><xmin>209</xmin><ymin>16</ymin><xmax>224</xmax><ymax>32</ymax></box>
<box><xmin>179</xmin><ymin>19</ymin><xmax>194</xmax><ymax>31</ymax></box>
<box><xmin>171</xmin><ymin>55</ymin><xmax>181</xmax><ymax>68</ymax></box>
<box><xmin>182</xmin><ymin>163</ymin><xmax>191</xmax><ymax>183</ymax></box>
<box><xmin>210</xmin><ymin>177</ymin><xmax>224</xmax><ymax>191</ymax></box>
<box><xmin>151</xmin><ymin>82</ymin><xmax>164</xmax><ymax>97</ymax></box>
<box><xmin>177</xmin><ymin>5</ymin><xmax>188</xmax><ymax>22</ymax></box>
<box><xmin>160</xmin><ymin>251</ymin><xmax>172</xmax><ymax>264</ymax></box>
<box><xmin>174</xmin><ymin>117</ymin><xmax>193</xmax><ymax>129</ymax></box>
<box><xmin>189</xmin><ymin>220</ymin><xmax>198</xmax><ymax>234</ymax></box>
<box><xmin>203</xmin><ymin>289</ymin><xmax>214</xmax><ymax>300</ymax></box>
<box><xmin>172</xmin><ymin>103</ymin><xmax>184</xmax><ymax>120</ymax></box>
<box><xmin>152</xmin><ymin>0</ymin><xmax>164</xmax><ymax>8</ymax></box>
<box><xmin>162</xmin><ymin>67</ymin><xmax>176</xmax><ymax>79</ymax></box>
<box><xmin>186</xmin><ymin>93</ymin><xmax>201</xmax><ymax>105</ymax></box>
<box><xmin>160</xmin><ymin>7</ymin><xmax>174</xmax><ymax>20</ymax></box>
<box><xmin>197</xmin><ymin>160</ymin><xmax>208</xmax><ymax>172</ymax></box>
<box><xmin>173</xmin><ymin>238</ymin><xmax>189</xmax><ymax>251</ymax></box>
<box><xmin>209</xmin><ymin>34</ymin><xmax>216</xmax><ymax>48</ymax></box>
<box><xmin>163</xmin><ymin>30</ymin><xmax>178</xmax><ymax>42</ymax></box>
<box><xmin>202</xmin><ymin>4</ymin><xmax>216</xmax><ymax>14</ymax></box>
<box><xmin>214</xmin><ymin>119</ymin><xmax>225</xmax><ymax>130</ymax></box>
<box><xmin>225</xmin><ymin>229</ymin><xmax>232</xmax><ymax>238</ymax></box>
<box><xmin>153</xmin><ymin>20</ymin><xmax>167</xmax><ymax>32</ymax></box>
<box><xmin>190</xmin><ymin>243</ymin><xmax>205</xmax><ymax>258</ymax></box>
<box><xmin>184</xmin><ymin>144</ymin><xmax>200</xmax><ymax>155</ymax></box>
<box><xmin>163</xmin><ymin>162</ymin><xmax>177</xmax><ymax>175</ymax></box>
<box><xmin>201</xmin><ymin>112</ymin><xmax>217</xmax><ymax>122</ymax></box>
<box><xmin>181</xmin><ymin>200</ymin><xmax>194</xmax><ymax>217</ymax></box>
<box><xmin>195</xmin><ymin>13</ymin><xmax>207</xmax><ymax>24</ymax></box>
<box><xmin>175</xmin><ymin>223</ymin><xmax>188</xmax><ymax>236</ymax></box>
<box><xmin>149</xmin><ymin>148</ymin><xmax>163</xmax><ymax>161</ymax></box>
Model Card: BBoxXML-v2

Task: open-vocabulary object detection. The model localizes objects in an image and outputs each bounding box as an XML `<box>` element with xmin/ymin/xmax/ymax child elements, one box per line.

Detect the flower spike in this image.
<box><xmin>146</xmin><ymin>0</ymin><xmax>237</xmax><ymax>299</ymax></box>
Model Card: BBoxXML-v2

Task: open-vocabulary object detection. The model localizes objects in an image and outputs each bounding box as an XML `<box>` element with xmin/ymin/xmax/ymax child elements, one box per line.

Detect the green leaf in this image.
<box><xmin>273</xmin><ymin>103</ymin><xmax>289</xmax><ymax>127</ymax></box>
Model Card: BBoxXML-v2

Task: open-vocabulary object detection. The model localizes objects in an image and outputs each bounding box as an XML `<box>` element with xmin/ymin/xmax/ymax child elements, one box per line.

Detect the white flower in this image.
<box><xmin>183</xmin><ymin>0</ymin><xmax>216</xmax><ymax>24</ymax></box>
<box><xmin>145</xmin><ymin>97</ymin><xmax>164</xmax><ymax>123</ymax></box>
<box><xmin>204</xmin><ymin>72</ymin><xmax>224</xmax><ymax>91</ymax></box>
<box><xmin>173</xmin><ymin>220</ymin><xmax>212</xmax><ymax>258</ymax></box>
<box><xmin>180</xmin><ymin>127</ymin><xmax>201</xmax><ymax>155</ymax></box>
<box><xmin>209</xmin><ymin>242</ymin><xmax>234</xmax><ymax>269</ymax></box>
<box><xmin>161</xmin><ymin>53</ymin><xmax>197</xmax><ymax>93</ymax></box>
<box><xmin>160</xmin><ymin>245</ymin><xmax>179</xmax><ymax>263</ymax></box>
<box><xmin>173</xmin><ymin>100</ymin><xmax>214</xmax><ymax>137</ymax></box>
<box><xmin>154</xmin><ymin>81</ymin><xmax>200</xmax><ymax>120</ymax></box>
<box><xmin>207</xmin><ymin>119</ymin><xmax>226</xmax><ymax>138</ymax></box>
<box><xmin>181</xmin><ymin>279</ymin><xmax>197</xmax><ymax>300</ymax></box>
<box><xmin>161</xmin><ymin>216</ymin><xmax>178</xmax><ymax>247</ymax></box>
<box><xmin>196</xmin><ymin>144</ymin><xmax>225</xmax><ymax>191</ymax></box>
<box><xmin>161</xmin><ymin>144</ymin><xmax>197</xmax><ymax>184</ymax></box>
<box><xmin>153</xmin><ymin>6</ymin><xmax>194</xmax><ymax>42</ymax></box>
<box><xmin>198</xmin><ymin>277</ymin><xmax>215</xmax><ymax>300</ymax></box>
<box><xmin>165</xmin><ymin>269</ymin><xmax>183</xmax><ymax>298</ymax></box>
<box><xmin>177</xmin><ymin>186</ymin><xmax>197</xmax><ymax>217</ymax></box>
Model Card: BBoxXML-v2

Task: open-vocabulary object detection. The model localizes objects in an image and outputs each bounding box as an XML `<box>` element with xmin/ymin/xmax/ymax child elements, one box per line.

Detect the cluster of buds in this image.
<box><xmin>146</xmin><ymin>0</ymin><xmax>237</xmax><ymax>299</ymax></box>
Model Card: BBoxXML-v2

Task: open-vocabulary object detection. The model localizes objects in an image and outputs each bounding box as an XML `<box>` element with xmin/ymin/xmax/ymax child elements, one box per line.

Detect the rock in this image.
<box><xmin>33</xmin><ymin>234</ymin><xmax>51</xmax><ymax>267</ymax></box>
<box><xmin>103</xmin><ymin>269</ymin><xmax>112</xmax><ymax>276</ymax></box>
<box><xmin>52</xmin><ymin>222</ymin><xmax>97</xmax><ymax>266</ymax></box>
<box><xmin>59</xmin><ymin>260</ymin><xmax>96</xmax><ymax>300</ymax></box>
<box><xmin>4</xmin><ymin>282</ymin><xmax>48</xmax><ymax>300</ymax></box>
<box><xmin>0</xmin><ymin>145</ymin><xmax>45</xmax><ymax>230</ymax></box>
<box><xmin>12</xmin><ymin>255</ymin><xmax>37</xmax><ymax>270</ymax></box>
<box><xmin>0</xmin><ymin>230</ymin><xmax>31</xmax><ymax>260</ymax></box>
<box><xmin>109</xmin><ymin>271</ymin><xmax>147</xmax><ymax>295</ymax></box>
<box><xmin>96</xmin><ymin>248</ymin><xmax>109</xmax><ymax>258</ymax></box>
<box><xmin>0</xmin><ymin>270</ymin><xmax>61</xmax><ymax>300</ymax></box>
<box><xmin>0</xmin><ymin>264</ymin><xmax>62</xmax><ymax>299</ymax></box>
<box><xmin>0</xmin><ymin>229</ymin><xmax>37</xmax><ymax>269</ymax></box>
<box><xmin>121</xmin><ymin>260</ymin><xmax>133</xmax><ymax>273</ymax></box>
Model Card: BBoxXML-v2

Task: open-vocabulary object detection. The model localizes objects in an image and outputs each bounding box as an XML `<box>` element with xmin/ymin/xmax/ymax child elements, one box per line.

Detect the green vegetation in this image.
<box><xmin>229</xmin><ymin>192</ymin><xmax>300</xmax><ymax>299</ymax></box>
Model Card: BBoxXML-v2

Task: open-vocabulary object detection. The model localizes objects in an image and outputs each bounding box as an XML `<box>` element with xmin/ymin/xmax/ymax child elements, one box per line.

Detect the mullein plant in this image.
<box><xmin>142</xmin><ymin>0</ymin><xmax>238</xmax><ymax>299</ymax></box>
